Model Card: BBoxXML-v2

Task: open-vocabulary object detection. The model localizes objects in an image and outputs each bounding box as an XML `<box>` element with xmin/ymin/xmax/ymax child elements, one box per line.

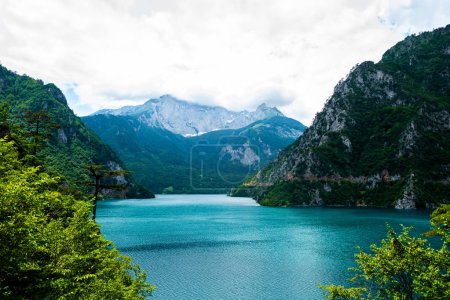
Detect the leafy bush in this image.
<box><xmin>321</xmin><ymin>205</ymin><xmax>450</xmax><ymax>299</ymax></box>
<box><xmin>0</xmin><ymin>139</ymin><xmax>155</xmax><ymax>299</ymax></box>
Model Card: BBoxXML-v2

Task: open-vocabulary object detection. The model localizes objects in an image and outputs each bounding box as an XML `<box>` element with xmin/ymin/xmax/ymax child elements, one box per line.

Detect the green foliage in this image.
<box><xmin>321</xmin><ymin>209</ymin><xmax>450</xmax><ymax>300</ymax></box>
<box><xmin>0</xmin><ymin>102</ymin><xmax>10</xmax><ymax>135</ymax></box>
<box><xmin>22</xmin><ymin>110</ymin><xmax>60</xmax><ymax>155</ymax></box>
<box><xmin>260</xmin><ymin>180</ymin><xmax>316</xmax><ymax>206</ymax></box>
<box><xmin>312</xmin><ymin>132</ymin><xmax>352</xmax><ymax>177</ymax></box>
<box><xmin>82</xmin><ymin>114</ymin><xmax>304</xmax><ymax>193</ymax></box>
<box><xmin>0</xmin><ymin>64</ymin><xmax>151</xmax><ymax>198</ymax></box>
<box><xmin>350</xmin><ymin>105</ymin><xmax>417</xmax><ymax>177</ymax></box>
<box><xmin>251</xmin><ymin>25</ymin><xmax>450</xmax><ymax>207</ymax></box>
<box><xmin>82</xmin><ymin>114</ymin><xmax>193</xmax><ymax>193</ymax></box>
<box><xmin>0</xmin><ymin>138</ymin><xmax>155</xmax><ymax>299</ymax></box>
<box><xmin>228</xmin><ymin>186</ymin><xmax>254</xmax><ymax>197</ymax></box>
<box><xmin>320</xmin><ymin>285</ymin><xmax>365</xmax><ymax>300</ymax></box>
<box><xmin>162</xmin><ymin>186</ymin><xmax>174</xmax><ymax>194</ymax></box>
<box><xmin>86</xmin><ymin>164</ymin><xmax>130</xmax><ymax>221</ymax></box>
<box><xmin>253</xmin><ymin>179</ymin><xmax>406</xmax><ymax>207</ymax></box>
<box><xmin>427</xmin><ymin>204</ymin><xmax>450</xmax><ymax>242</ymax></box>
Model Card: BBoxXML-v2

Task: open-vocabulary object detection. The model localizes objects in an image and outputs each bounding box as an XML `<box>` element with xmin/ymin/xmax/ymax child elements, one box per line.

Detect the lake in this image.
<box><xmin>98</xmin><ymin>194</ymin><xmax>431</xmax><ymax>299</ymax></box>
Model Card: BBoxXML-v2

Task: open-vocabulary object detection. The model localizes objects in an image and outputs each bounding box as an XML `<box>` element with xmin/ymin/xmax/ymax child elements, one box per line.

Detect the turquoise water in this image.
<box><xmin>98</xmin><ymin>194</ymin><xmax>431</xmax><ymax>300</ymax></box>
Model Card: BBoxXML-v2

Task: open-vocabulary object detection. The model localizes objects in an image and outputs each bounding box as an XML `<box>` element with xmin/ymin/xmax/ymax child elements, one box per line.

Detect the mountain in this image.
<box><xmin>82</xmin><ymin>114</ymin><xmax>306</xmax><ymax>193</ymax></box>
<box><xmin>82</xmin><ymin>114</ymin><xmax>192</xmax><ymax>193</ymax></box>
<box><xmin>232</xmin><ymin>25</ymin><xmax>450</xmax><ymax>209</ymax></box>
<box><xmin>188</xmin><ymin>116</ymin><xmax>306</xmax><ymax>191</ymax></box>
<box><xmin>190</xmin><ymin>116</ymin><xmax>306</xmax><ymax>165</ymax></box>
<box><xmin>0</xmin><ymin>64</ymin><xmax>152</xmax><ymax>198</ymax></box>
<box><xmin>93</xmin><ymin>94</ymin><xmax>284</xmax><ymax>136</ymax></box>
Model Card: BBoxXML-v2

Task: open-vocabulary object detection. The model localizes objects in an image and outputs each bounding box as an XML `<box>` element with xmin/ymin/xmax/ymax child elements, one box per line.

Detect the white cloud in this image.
<box><xmin>0</xmin><ymin>0</ymin><xmax>448</xmax><ymax>125</ymax></box>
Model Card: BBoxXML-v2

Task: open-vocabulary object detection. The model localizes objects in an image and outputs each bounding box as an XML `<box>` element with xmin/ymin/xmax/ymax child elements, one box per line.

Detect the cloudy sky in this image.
<box><xmin>0</xmin><ymin>0</ymin><xmax>449</xmax><ymax>125</ymax></box>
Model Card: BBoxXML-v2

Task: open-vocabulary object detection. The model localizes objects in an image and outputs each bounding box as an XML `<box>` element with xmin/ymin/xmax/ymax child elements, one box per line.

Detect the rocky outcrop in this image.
<box><xmin>57</xmin><ymin>128</ymin><xmax>68</xmax><ymax>144</ymax></box>
<box><xmin>395</xmin><ymin>174</ymin><xmax>417</xmax><ymax>209</ymax></box>
<box><xmin>106</xmin><ymin>161</ymin><xmax>127</xmax><ymax>185</ymax></box>
<box><xmin>239</xmin><ymin>25</ymin><xmax>450</xmax><ymax>209</ymax></box>
<box><xmin>397</xmin><ymin>122</ymin><xmax>418</xmax><ymax>157</ymax></box>
<box><xmin>221</xmin><ymin>144</ymin><xmax>260</xmax><ymax>166</ymax></box>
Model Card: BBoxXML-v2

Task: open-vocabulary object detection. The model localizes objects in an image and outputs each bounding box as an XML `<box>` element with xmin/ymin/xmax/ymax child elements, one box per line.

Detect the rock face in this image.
<box><xmin>235</xmin><ymin>25</ymin><xmax>450</xmax><ymax>209</ymax></box>
<box><xmin>395</xmin><ymin>174</ymin><xmax>417</xmax><ymax>209</ymax></box>
<box><xmin>93</xmin><ymin>95</ymin><xmax>284</xmax><ymax>136</ymax></box>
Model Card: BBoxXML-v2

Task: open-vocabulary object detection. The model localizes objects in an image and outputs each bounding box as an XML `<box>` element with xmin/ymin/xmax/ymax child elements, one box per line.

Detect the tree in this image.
<box><xmin>321</xmin><ymin>210</ymin><xmax>450</xmax><ymax>299</ymax></box>
<box><xmin>0</xmin><ymin>102</ymin><xmax>11</xmax><ymax>138</ymax></box>
<box><xmin>427</xmin><ymin>204</ymin><xmax>450</xmax><ymax>242</ymax></box>
<box><xmin>0</xmin><ymin>138</ymin><xmax>155</xmax><ymax>299</ymax></box>
<box><xmin>86</xmin><ymin>164</ymin><xmax>129</xmax><ymax>221</ymax></box>
<box><xmin>162</xmin><ymin>186</ymin><xmax>174</xmax><ymax>194</ymax></box>
<box><xmin>23</xmin><ymin>110</ymin><xmax>60</xmax><ymax>155</ymax></box>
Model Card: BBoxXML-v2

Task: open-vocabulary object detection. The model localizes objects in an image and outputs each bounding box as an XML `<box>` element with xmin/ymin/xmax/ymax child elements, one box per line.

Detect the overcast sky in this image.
<box><xmin>1</xmin><ymin>0</ymin><xmax>449</xmax><ymax>125</ymax></box>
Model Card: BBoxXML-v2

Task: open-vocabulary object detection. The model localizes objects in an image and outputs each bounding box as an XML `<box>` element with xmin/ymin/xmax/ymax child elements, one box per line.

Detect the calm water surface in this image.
<box><xmin>98</xmin><ymin>194</ymin><xmax>430</xmax><ymax>300</ymax></box>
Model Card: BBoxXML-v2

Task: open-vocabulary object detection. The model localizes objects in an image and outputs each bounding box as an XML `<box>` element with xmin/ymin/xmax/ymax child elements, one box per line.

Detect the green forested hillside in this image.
<box><xmin>0</xmin><ymin>137</ymin><xmax>154</xmax><ymax>299</ymax></box>
<box><xmin>82</xmin><ymin>114</ymin><xmax>192</xmax><ymax>193</ymax></box>
<box><xmin>235</xmin><ymin>25</ymin><xmax>450</xmax><ymax>208</ymax></box>
<box><xmin>0</xmin><ymin>65</ymin><xmax>155</xmax><ymax>298</ymax></box>
<box><xmin>82</xmin><ymin>114</ymin><xmax>305</xmax><ymax>193</ymax></box>
<box><xmin>0</xmin><ymin>65</ymin><xmax>152</xmax><ymax>198</ymax></box>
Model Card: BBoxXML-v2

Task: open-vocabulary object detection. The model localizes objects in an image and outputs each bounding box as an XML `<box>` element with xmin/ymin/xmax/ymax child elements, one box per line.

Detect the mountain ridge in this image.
<box><xmin>232</xmin><ymin>25</ymin><xmax>450</xmax><ymax>209</ymax></box>
<box><xmin>0</xmin><ymin>64</ymin><xmax>152</xmax><ymax>198</ymax></box>
<box><xmin>82</xmin><ymin>114</ymin><xmax>306</xmax><ymax>193</ymax></box>
<box><xmin>92</xmin><ymin>94</ymin><xmax>285</xmax><ymax>136</ymax></box>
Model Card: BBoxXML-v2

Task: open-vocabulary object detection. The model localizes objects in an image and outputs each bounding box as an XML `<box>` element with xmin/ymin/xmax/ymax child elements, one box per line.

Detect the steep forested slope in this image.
<box><xmin>82</xmin><ymin>114</ymin><xmax>305</xmax><ymax>193</ymax></box>
<box><xmin>235</xmin><ymin>25</ymin><xmax>450</xmax><ymax>208</ymax></box>
<box><xmin>0</xmin><ymin>65</ymin><xmax>151</xmax><ymax>197</ymax></box>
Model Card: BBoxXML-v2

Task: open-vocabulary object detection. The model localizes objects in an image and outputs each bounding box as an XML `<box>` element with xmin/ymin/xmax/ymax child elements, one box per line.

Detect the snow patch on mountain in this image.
<box><xmin>93</xmin><ymin>95</ymin><xmax>284</xmax><ymax>136</ymax></box>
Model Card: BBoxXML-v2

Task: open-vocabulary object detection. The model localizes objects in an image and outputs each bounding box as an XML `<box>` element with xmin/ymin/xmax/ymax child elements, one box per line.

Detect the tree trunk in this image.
<box><xmin>92</xmin><ymin>176</ymin><xmax>100</xmax><ymax>221</ymax></box>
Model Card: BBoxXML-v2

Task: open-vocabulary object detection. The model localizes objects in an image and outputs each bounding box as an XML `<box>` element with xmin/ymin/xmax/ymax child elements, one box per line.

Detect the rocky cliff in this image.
<box><xmin>233</xmin><ymin>25</ymin><xmax>450</xmax><ymax>209</ymax></box>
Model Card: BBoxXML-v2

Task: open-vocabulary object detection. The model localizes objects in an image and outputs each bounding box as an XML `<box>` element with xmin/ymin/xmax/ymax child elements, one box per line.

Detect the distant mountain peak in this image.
<box><xmin>93</xmin><ymin>95</ymin><xmax>285</xmax><ymax>136</ymax></box>
<box><xmin>147</xmin><ymin>94</ymin><xmax>179</xmax><ymax>104</ymax></box>
<box><xmin>257</xmin><ymin>103</ymin><xmax>268</xmax><ymax>109</ymax></box>
<box><xmin>160</xmin><ymin>94</ymin><xmax>174</xmax><ymax>99</ymax></box>
<box><xmin>256</xmin><ymin>102</ymin><xmax>282</xmax><ymax>114</ymax></box>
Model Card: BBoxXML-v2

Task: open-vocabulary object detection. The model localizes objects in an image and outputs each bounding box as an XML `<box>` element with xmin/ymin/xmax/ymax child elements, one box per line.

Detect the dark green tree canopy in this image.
<box><xmin>321</xmin><ymin>206</ymin><xmax>450</xmax><ymax>300</ymax></box>
<box><xmin>0</xmin><ymin>138</ymin><xmax>155</xmax><ymax>299</ymax></box>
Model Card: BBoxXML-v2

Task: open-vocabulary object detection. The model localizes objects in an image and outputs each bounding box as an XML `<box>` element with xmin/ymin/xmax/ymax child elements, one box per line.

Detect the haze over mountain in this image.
<box><xmin>233</xmin><ymin>25</ymin><xmax>450</xmax><ymax>209</ymax></box>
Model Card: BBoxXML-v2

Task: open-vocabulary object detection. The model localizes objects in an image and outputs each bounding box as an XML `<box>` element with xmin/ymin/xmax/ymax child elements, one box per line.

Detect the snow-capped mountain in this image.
<box><xmin>93</xmin><ymin>95</ymin><xmax>284</xmax><ymax>136</ymax></box>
